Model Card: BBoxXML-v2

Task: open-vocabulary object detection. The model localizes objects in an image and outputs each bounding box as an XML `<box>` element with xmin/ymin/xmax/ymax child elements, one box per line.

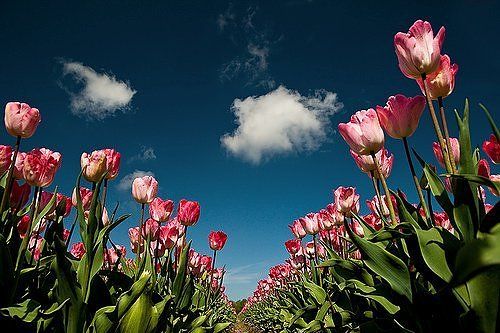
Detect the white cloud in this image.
<box><xmin>117</xmin><ymin>170</ymin><xmax>155</xmax><ymax>191</ymax></box>
<box><xmin>60</xmin><ymin>60</ymin><xmax>136</xmax><ymax>120</ymax></box>
<box><xmin>128</xmin><ymin>146</ymin><xmax>157</xmax><ymax>163</ymax></box>
<box><xmin>221</xmin><ymin>86</ymin><xmax>343</xmax><ymax>164</ymax></box>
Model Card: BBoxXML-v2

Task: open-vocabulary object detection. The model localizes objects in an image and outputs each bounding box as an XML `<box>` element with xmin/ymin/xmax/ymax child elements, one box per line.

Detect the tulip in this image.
<box><xmin>13</xmin><ymin>151</ymin><xmax>26</xmax><ymax>179</ymax></box>
<box><xmin>284</xmin><ymin>239</ymin><xmax>301</xmax><ymax>255</ymax></box>
<box><xmin>363</xmin><ymin>213</ymin><xmax>382</xmax><ymax>231</ymax></box>
<box><xmin>433</xmin><ymin>212</ymin><xmax>453</xmax><ymax>232</ymax></box>
<box><xmin>350</xmin><ymin>148</ymin><xmax>394</xmax><ymax>179</ymax></box>
<box><xmin>433</xmin><ymin>138</ymin><xmax>460</xmax><ymax>169</ymax></box>
<box><xmin>70</xmin><ymin>242</ymin><xmax>86</xmax><ymax>259</ymax></box>
<box><xmin>338</xmin><ymin>109</ymin><xmax>384</xmax><ymax>155</ymax></box>
<box><xmin>334</xmin><ymin>186</ymin><xmax>360</xmax><ymax>217</ymax></box>
<box><xmin>483</xmin><ymin>134</ymin><xmax>500</xmax><ymax>164</ymax></box>
<box><xmin>177</xmin><ymin>199</ymin><xmax>200</xmax><ymax>226</ymax></box>
<box><xmin>128</xmin><ymin>227</ymin><xmax>144</xmax><ymax>253</ymax></box>
<box><xmin>28</xmin><ymin>235</ymin><xmax>43</xmax><ymax>261</ymax></box>
<box><xmin>132</xmin><ymin>176</ymin><xmax>158</xmax><ymax>204</ymax></box>
<box><xmin>317</xmin><ymin>209</ymin><xmax>335</xmax><ymax>230</ymax></box>
<box><xmin>366</xmin><ymin>194</ymin><xmax>398</xmax><ymax>220</ymax></box>
<box><xmin>324</xmin><ymin>203</ymin><xmax>344</xmax><ymax>226</ymax></box>
<box><xmin>0</xmin><ymin>145</ymin><xmax>12</xmax><ymax>174</ymax></box>
<box><xmin>149</xmin><ymin>197</ymin><xmax>174</xmax><ymax>222</ymax></box>
<box><xmin>17</xmin><ymin>215</ymin><xmax>31</xmax><ymax>238</ymax></box>
<box><xmin>376</xmin><ymin>94</ymin><xmax>426</xmax><ymax>139</ymax></box>
<box><xmin>81</xmin><ymin>150</ymin><xmax>107</xmax><ymax>183</ymax></box>
<box><xmin>289</xmin><ymin>219</ymin><xmax>306</xmax><ymax>239</ymax></box>
<box><xmin>478</xmin><ymin>159</ymin><xmax>500</xmax><ymax>196</ymax></box>
<box><xmin>23</xmin><ymin>148</ymin><xmax>62</xmax><ymax>187</ymax></box>
<box><xmin>142</xmin><ymin>218</ymin><xmax>160</xmax><ymax>240</ymax></box>
<box><xmin>62</xmin><ymin>228</ymin><xmax>70</xmax><ymax>242</ymax></box>
<box><xmin>72</xmin><ymin>186</ymin><xmax>93</xmax><ymax>210</ymax></box>
<box><xmin>417</xmin><ymin>55</ymin><xmax>458</xmax><ymax>100</ymax></box>
<box><xmin>4</xmin><ymin>102</ymin><xmax>41</xmax><ymax>138</ymax></box>
<box><xmin>209</xmin><ymin>230</ymin><xmax>228</xmax><ymax>251</ymax></box>
<box><xmin>299</xmin><ymin>213</ymin><xmax>320</xmax><ymax>235</ymax></box>
<box><xmin>159</xmin><ymin>223</ymin><xmax>179</xmax><ymax>249</ymax></box>
<box><xmin>9</xmin><ymin>181</ymin><xmax>30</xmax><ymax>210</ymax></box>
<box><xmin>394</xmin><ymin>20</ymin><xmax>445</xmax><ymax>79</ymax></box>
<box><xmin>102</xmin><ymin>148</ymin><xmax>121</xmax><ymax>180</ymax></box>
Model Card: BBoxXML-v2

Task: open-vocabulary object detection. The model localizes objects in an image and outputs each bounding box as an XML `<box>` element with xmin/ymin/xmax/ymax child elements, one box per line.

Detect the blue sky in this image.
<box><xmin>1</xmin><ymin>1</ymin><xmax>499</xmax><ymax>300</ymax></box>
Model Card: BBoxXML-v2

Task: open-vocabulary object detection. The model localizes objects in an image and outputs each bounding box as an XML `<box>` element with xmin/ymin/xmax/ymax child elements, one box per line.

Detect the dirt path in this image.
<box><xmin>230</xmin><ymin>320</ymin><xmax>262</xmax><ymax>333</ymax></box>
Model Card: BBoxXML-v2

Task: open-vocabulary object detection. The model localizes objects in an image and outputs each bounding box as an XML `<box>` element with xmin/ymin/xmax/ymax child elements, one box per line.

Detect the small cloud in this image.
<box><xmin>128</xmin><ymin>146</ymin><xmax>157</xmax><ymax>163</ymax></box>
<box><xmin>221</xmin><ymin>86</ymin><xmax>343</xmax><ymax>164</ymax></box>
<box><xmin>59</xmin><ymin>60</ymin><xmax>136</xmax><ymax>120</ymax></box>
<box><xmin>216</xmin><ymin>5</ymin><xmax>235</xmax><ymax>31</ymax></box>
<box><xmin>117</xmin><ymin>170</ymin><xmax>155</xmax><ymax>191</ymax></box>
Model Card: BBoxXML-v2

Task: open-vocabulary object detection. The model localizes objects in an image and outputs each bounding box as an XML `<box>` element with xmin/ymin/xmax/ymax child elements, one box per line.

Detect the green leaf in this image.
<box><xmin>479</xmin><ymin>103</ymin><xmax>499</xmax><ymax>141</ymax></box>
<box><xmin>303</xmin><ymin>280</ymin><xmax>326</xmax><ymax>304</ymax></box>
<box><xmin>353</xmin><ymin>293</ymin><xmax>400</xmax><ymax>315</ymax></box>
<box><xmin>344</xmin><ymin>219</ymin><xmax>412</xmax><ymax>301</ymax></box>
<box><xmin>0</xmin><ymin>299</ymin><xmax>40</xmax><ymax>322</ymax></box>
<box><xmin>213</xmin><ymin>322</ymin><xmax>231</xmax><ymax>333</ymax></box>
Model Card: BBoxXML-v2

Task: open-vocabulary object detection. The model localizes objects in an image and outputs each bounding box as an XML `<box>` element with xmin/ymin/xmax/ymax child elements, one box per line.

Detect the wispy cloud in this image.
<box><xmin>224</xmin><ymin>262</ymin><xmax>270</xmax><ymax>285</ymax></box>
<box><xmin>221</xmin><ymin>85</ymin><xmax>343</xmax><ymax>164</ymax></box>
<box><xmin>59</xmin><ymin>60</ymin><xmax>136</xmax><ymax>120</ymax></box>
<box><xmin>128</xmin><ymin>146</ymin><xmax>157</xmax><ymax>163</ymax></box>
<box><xmin>218</xmin><ymin>5</ymin><xmax>278</xmax><ymax>88</ymax></box>
<box><xmin>117</xmin><ymin>170</ymin><xmax>155</xmax><ymax>191</ymax></box>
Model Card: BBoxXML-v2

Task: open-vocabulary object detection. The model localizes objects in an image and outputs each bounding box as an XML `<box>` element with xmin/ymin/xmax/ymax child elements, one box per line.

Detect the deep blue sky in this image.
<box><xmin>1</xmin><ymin>0</ymin><xmax>499</xmax><ymax>299</ymax></box>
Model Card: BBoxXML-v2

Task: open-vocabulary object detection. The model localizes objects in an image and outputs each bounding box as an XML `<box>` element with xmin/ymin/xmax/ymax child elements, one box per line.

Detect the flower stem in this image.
<box><xmin>371</xmin><ymin>151</ymin><xmax>397</xmax><ymax>225</ymax></box>
<box><xmin>402</xmin><ymin>137</ymin><xmax>430</xmax><ymax>223</ymax></box>
<box><xmin>438</xmin><ymin>97</ymin><xmax>458</xmax><ymax>173</ymax></box>
<box><xmin>421</xmin><ymin>75</ymin><xmax>453</xmax><ymax>174</ymax></box>
<box><xmin>369</xmin><ymin>170</ymin><xmax>389</xmax><ymax>227</ymax></box>
<box><xmin>0</xmin><ymin>136</ymin><xmax>21</xmax><ymax>216</ymax></box>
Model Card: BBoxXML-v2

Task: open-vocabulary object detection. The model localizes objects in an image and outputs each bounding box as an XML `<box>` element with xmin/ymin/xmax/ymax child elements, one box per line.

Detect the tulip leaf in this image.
<box><xmin>303</xmin><ymin>280</ymin><xmax>326</xmax><ymax>304</ymax></box>
<box><xmin>213</xmin><ymin>323</ymin><xmax>231</xmax><ymax>333</ymax></box>
<box><xmin>344</xmin><ymin>219</ymin><xmax>412</xmax><ymax>301</ymax></box>
<box><xmin>479</xmin><ymin>103</ymin><xmax>500</xmax><ymax>142</ymax></box>
<box><xmin>353</xmin><ymin>293</ymin><xmax>400</xmax><ymax>315</ymax></box>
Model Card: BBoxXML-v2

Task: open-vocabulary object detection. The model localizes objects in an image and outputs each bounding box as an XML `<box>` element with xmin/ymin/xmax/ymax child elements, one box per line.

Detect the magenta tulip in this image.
<box><xmin>289</xmin><ymin>219</ymin><xmax>306</xmax><ymax>239</ymax></box>
<box><xmin>131</xmin><ymin>175</ymin><xmax>158</xmax><ymax>204</ymax></box>
<box><xmin>394</xmin><ymin>20</ymin><xmax>445</xmax><ymax>79</ymax></box>
<box><xmin>70</xmin><ymin>242</ymin><xmax>86</xmax><ymax>259</ymax></box>
<box><xmin>128</xmin><ymin>227</ymin><xmax>144</xmax><ymax>254</ymax></box>
<box><xmin>9</xmin><ymin>180</ymin><xmax>30</xmax><ymax>210</ymax></box>
<box><xmin>350</xmin><ymin>147</ymin><xmax>394</xmax><ymax>179</ymax></box>
<box><xmin>482</xmin><ymin>134</ymin><xmax>500</xmax><ymax>164</ymax></box>
<box><xmin>23</xmin><ymin>148</ymin><xmax>62</xmax><ymax>188</ymax></box>
<box><xmin>72</xmin><ymin>186</ymin><xmax>93</xmax><ymax>210</ymax></box>
<box><xmin>208</xmin><ymin>230</ymin><xmax>228</xmax><ymax>251</ymax></box>
<box><xmin>4</xmin><ymin>102</ymin><xmax>41</xmax><ymax>138</ymax></box>
<box><xmin>433</xmin><ymin>138</ymin><xmax>460</xmax><ymax>168</ymax></box>
<box><xmin>376</xmin><ymin>94</ymin><xmax>426</xmax><ymax>139</ymax></box>
<box><xmin>177</xmin><ymin>199</ymin><xmax>201</xmax><ymax>226</ymax></box>
<box><xmin>284</xmin><ymin>239</ymin><xmax>302</xmax><ymax>255</ymax></box>
<box><xmin>338</xmin><ymin>109</ymin><xmax>384</xmax><ymax>155</ymax></box>
<box><xmin>102</xmin><ymin>148</ymin><xmax>121</xmax><ymax>180</ymax></box>
<box><xmin>13</xmin><ymin>151</ymin><xmax>26</xmax><ymax>179</ymax></box>
<box><xmin>0</xmin><ymin>145</ymin><xmax>12</xmax><ymax>174</ymax></box>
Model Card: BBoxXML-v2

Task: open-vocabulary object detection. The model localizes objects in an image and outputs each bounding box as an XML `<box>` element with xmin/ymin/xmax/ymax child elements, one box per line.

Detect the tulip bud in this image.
<box><xmin>177</xmin><ymin>199</ymin><xmax>200</xmax><ymax>226</ymax></box>
<box><xmin>72</xmin><ymin>186</ymin><xmax>93</xmax><ymax>210</ymax></box>
<box><xmin>338</xmin><ymin>109</ymin><xmax>384</xmax><ymax>155</ymax></box>
<box><xmin>376</xmin><ymin>94</ymin><xmax>426</xmax><ymax>139</ymax></box>
<box><xmin>149</xmin><ymin>197</ymin><xmax>174</xmax><ymax>222</ymax></box>
<box><xmin>10</xmin><ymin>181</ymin><xmax>31</xmax><ymax>210</ymax></box>
<box><xmin>284</xmin><ymin>239</ymin><xmax>301</xmax><ymax>255</ymax></box>
<box><xmin>289</xmin><ymin>219</ymin><xmax>306</xmax><ymax>239</ymax></box>
<box><xmin>417</xmin><ymin>55</ymin><xmax>458</xmax><ymax>100</ymax></box>
<box><xmin>299</xmin><ymin>213</ymin><xmax>320</xmax><ymax>235</ymax></box>
<box><xmin>482</xmin><ymin>134</ymin><xmax>500</xmax><ymax>164</ymax></box>
<box><xmin>102</xmin><ymin>148</ymin><xmax>121</xmax><ymax>180</ymax></box>
<box><xmin>4</xmin><ymin>102</ymin><xmax>41</xmax><ymax>138</ymax></box>
<box><xmin>208</xmin><ymin>230</ymin><xmax>228</xmax><ymax>251</ymax></box>
<box><xmin>128</xmin><ymin>227</ymin><xmax>144</xmax><ymax>253</ymax></box>
<box><xmin>23</xmin><ymin>148</ymin><xmax>62</xmax><ymax>187</ymax></box>
<box><xmin>131</xmin><ymin>176</ymin><xmax>158</xmax><ymax>204</ymax></box>
<box><xmin>0</xmin><ymin>145</ymin><xmax>13</xmax><ymax>174</ymax></box>
<box><xmin>433</xmin><ymin>138</ymin><xmax>460</xmax><ymax>169</ymax></box>
<box><xmin>13</xmin><ymin>151</ymin><xmax>26</xmax><ymax>179</ymax></box>
<box><xmin>70</xmin><ymin>242</ymin><xmax>86</xmax><ymax>259</ymax></box>
<box><xmin>81</xmin><ymin>150</ymin><xmax>107</xmax><ymax>183</ymax></box>
<box><xmin>334</xmin><ymin>186</ymin><xmax>360</xmax><ymax>217</ymax></box>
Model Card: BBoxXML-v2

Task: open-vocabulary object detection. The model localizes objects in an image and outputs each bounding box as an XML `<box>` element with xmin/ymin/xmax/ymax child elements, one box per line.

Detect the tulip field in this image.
<box><xmin>0</xmin><ymin>18</ymin><xmax>499</xmax><ymax>333</ymax></box>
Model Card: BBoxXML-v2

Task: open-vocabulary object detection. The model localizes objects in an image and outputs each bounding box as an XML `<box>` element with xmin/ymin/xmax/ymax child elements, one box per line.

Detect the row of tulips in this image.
<box><xmin>0</xmin><ymin>104</ymin><xmax>236</xmax><ymax>331</ymax></box>
<box><xmin>241</xmin><ymin>19</ymin><xmax>499</xmax><ymax>333</ymax></box>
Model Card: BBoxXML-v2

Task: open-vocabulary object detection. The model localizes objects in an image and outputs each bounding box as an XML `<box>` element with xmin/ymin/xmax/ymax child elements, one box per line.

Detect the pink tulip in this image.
<box><xmin>350</xmin><ymin>220</ymin><xmax>364</xmax><ymax>237</ymax></box>
<box><xmin>102</xmin><ymin>149</ymin><xmax>121</xmax><ymax>180</ymax></box>
<box><xmin>366</xmin><ymin>194</ymin><xmax>398</xmax><ymax>219</ymax></box>
<box><xmin>434</xmin><ymin>212</ymin><xmax>453</xmax><ymax>232</ymax></box>
<box><xmin>62</xmin><ymin>228</ymin><xmax>70</xmax><ymax>242</ymax></box>
<box><xmin>149</xmin><ymin>197</ymin><xmax>174</xmax><ymax>222</ymax></box>
<box><xmin>324</xmin><ymin>202</ymin><xmax>344</xmax><ymax>227</ymax></box>
<box><xmin>417</xmin><ymin>55</ymin><xmax>458</xmax><ymax>100</ymax></box>
<box><xmin>317</xmin><ymin>208</ymin><xmax>335</xmax><ymax>230</ymax></box>
<box><xmin>128</xmin><ymin>226</ymin><xmax>144</xmax><ymax>253</ymax></box>
<box><xmin>0</xmin><ymin>145</ymin><xmax>12</xmax><ymax>174</ymax></box>
<box><xmin>70</xmin><ymin>242</ymin><xmax>86</xmax><ymax>259</ymax></box>
<box><xmin>482</xmin><ymin>134</ymin><xmax>500</xmax><ymax>164</ymax></box>
<box><xmin>29</xmin><ymin>235</ymin><xmax>43</xmax><ymax>261</ymax></box>
<box><xmin>13</xmin><ymin>151</ymin><xmax>26</xmax><ymax>179</ymax></box>
<box><xmin>284</xmin><ymin>239</ymin><xmax>301</xmax><ymax>255</ymax></box>
<box><xmin>289</xmin><ymin>219</ymin><xmax>306</xmax><ymax>239</ymax></box>
<box><xmin>4</xmin><ymin>102</ymin><xmax>41</xmax><ymax>138</ymax></box>
<box><xmin>338</xmin><ymin>109</ymin><xmax>384</xmax><ymax>155</ymax></box>
<box><xmin>23</xmin><ymin>148</ymin><xmax>62</xmax><ymax>187</ymax></box>
<box><xmin>376</xmin><ymin>94</ymin><xmax>426</xmax><ymax>139</ymax></box>
<box><xmin>478</xmin><ymin>159</ymin><xmax>500</xmax><ymax>196</ymax></box>
<box><xmin>72</xmin><ymin>186</ymin><xmax>93</xmax><ymax>210</ymax></box>
<box><xmin>299</xmin><ymin>213</ymin><xmax>320</xmax><ymax>235</ymax></box>
<box><xmin>489</xmin><ymin>175</ymin><xmax>500</xmax><ymax>196</ymax></box>
<box><xmin>81</xmin><ymin>150</ymin><xmax>107</xmax><ymax>183</ymax></box>
<box><xmin>177</xmin><ymin>199</ymin><xmax>200</xmax><ymax>226</ymax></box>
<box><xmin>334</xmin><ymin>186</ymin><xmax>360</xmax><ymax>217</ymax></box>
<box><xmin>142</xmin><ymin>218</ymin><xmax>160</xmax><ymax>240</ymax></box>
<box><xmin>363</xmin><ymin>213</ymin><xmax>382</xmax><ymax>231</ymax></box>
<box><xmin>150</xmin><ymin>239</ymin><xmax>166</xmax><ymax>258</ymax></box>
<box><xmin>209</xmin><ymin>230</ymin><xmax>228</xmax><ymax>251</ymax></box>
<box><xmin>394</xmin><ymin>20</ymin><xmax>445</xmax><ymax>79</ymax></box>
<box><xmin>433</xmin><ymin>138</ymin><xmax>460</xmax><ymax>168</ymax></box>
<box><xmin>350</xmin><ymin>148</ymin><xmax>394</xmax><ymax>179</ymax></box>
<box><xmin>9</xmin><ymin>181</ymin><xmax>30</xmax><ymax>210</ymax></box>
<box><xmin>131</xmin><ymin>176</ymin><xmax>158</xmax><ymax>204</ymax></box>
<box><xmin>159</xmin><ymin>223</ymin><xmax>179</xmax><ymax>249</ymax></box>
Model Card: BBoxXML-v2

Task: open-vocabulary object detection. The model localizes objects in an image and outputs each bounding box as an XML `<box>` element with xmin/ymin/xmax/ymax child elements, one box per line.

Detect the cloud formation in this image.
<box><xmin>221</xmin><ymin>86</ymin><xmax>343</xmax><ymax>164</ymax></box>
<box><xmin>60</xmin><ymin>60</ymin><xmax>136</xmax><ymax>120</ymax></box>
<box><xmin>128</xmin><ymin>146</ymin><xmax>157</xmax><ymax>163</ymax></box>
<box><xmin>117</xmin><ymin>170</ymin><xmax>155</xmax><ymax>191</ymax></box>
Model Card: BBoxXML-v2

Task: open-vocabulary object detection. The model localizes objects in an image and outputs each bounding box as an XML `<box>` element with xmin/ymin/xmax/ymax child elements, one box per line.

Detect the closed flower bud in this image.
<box><xmin>376</xmin><ymin>94</ymin><xmax>426</xmax><ymax>139</ymax></box>
<box><xmin>4</xmin><ymin>102</ymin><xmax>41</xmax><ymax>138</ymax></box>
<box><xmin>177</xmin><ymin>199</ymin><xmax>200</xmax><ymax>226</ymax></box>
<box><xmin>131</xmin><ymin>176</ymin><xmax>158</xmax><ymax>204</ymax></box>
<box><xmin>81</xmin><ymin>150</ymin><xmax>107</xmax><ymax>182</ymax></box>
<box><xmin>208</xmin><ymin>230</ymin><xmax>228</xmax><ymax>251</ymax></box>
<box><xmin>338</xmin><ymin>109</ymin><xmax>384</xmax><ymax>155</ymax></box>
<box><xmin>23</xmin><ymin>148</ymin><xmax>62</xmax><ymax>187</ymax></box>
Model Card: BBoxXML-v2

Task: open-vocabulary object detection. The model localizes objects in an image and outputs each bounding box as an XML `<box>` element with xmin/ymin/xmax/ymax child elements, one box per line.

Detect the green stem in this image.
<box><xmin>371</xmin><ymin>151</ymin><xmax>397</xmax><ymax>225</ymax></box>
<box><xmin>438</xmin><ymin>97</ymin><xmax>458</xmax><ymax>173</ymax></box>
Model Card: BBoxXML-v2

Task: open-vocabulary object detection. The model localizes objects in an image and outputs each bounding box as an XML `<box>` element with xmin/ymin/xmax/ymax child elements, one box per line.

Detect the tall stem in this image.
<box><xmin>438</xmin><ymin>97</ymin><xmax>458</xmax><ymax>173</ymax></box>
<box><xmin>421</xmin><ymin>75</ymin><xmax>453</xmax><ymax>173</ymax></box>
<box><xmin>371</xmin><ymin>151</ymin><xmax>397</xmax><ymax>225</ymax></box>
<box><xmin>369</xmin><ymin>170</ymin><xmax>388</xmax><ymax>227</ymax></box>
<box><xmin>0</xmin><ymin>136</ymin><xmax>21</xmax><ymax>215</ymax></box>
<box><xmin>402</xmin><ymin>137</ymin><xmax>430</xmax><ymax>222</ymax></box>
